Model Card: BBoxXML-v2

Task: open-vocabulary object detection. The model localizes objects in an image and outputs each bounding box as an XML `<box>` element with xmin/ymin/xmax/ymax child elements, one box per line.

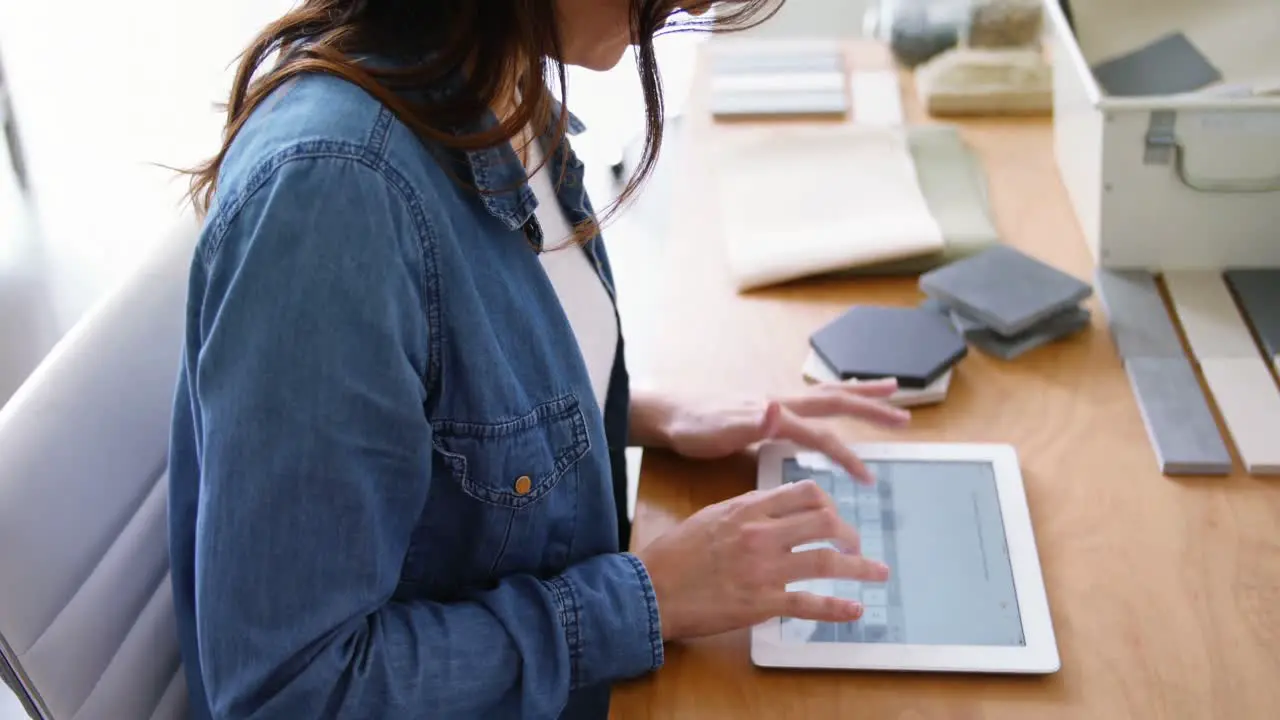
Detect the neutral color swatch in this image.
<box><xmin>715</xmin><ymin>126</ymin><xmax>944</xmax><ymax>291</ymax></box>
<box><xmin>1163</xmin><ymin>271</ymin><xmax>1260</xmax><ymax>359</ymax></box>
<box><xmin>709</xmin><ymin>89</ymin><xmax>850</xmax><ymax>118</ymax></box>
<box><xmin>1094</xmin><ymin>269</ymin><xmax>1184</xmax><ymax>359</ymax></box>
<box><xmin>915</xmin><ymin>48</ymin><xmax>1053</xmax><ymax>116</ymax></box>
<box><xmin>801</xmin><ymin>350</ymin><xmax>951</xmax><ymax>408</ymax></box>
<box><xmin>844</xmin><ymin>125</ymin><xmax>999</xmax><ymax>276</ymax></box>
<box><xmin>1198</xmin><ymin>358</ymin><xmax>1280</xmax><ymax>475</ymax></box>
<box><xmin>1124</xmin><ymin>357</ymin><xmax>1232</xmax><ymax>476</ymax></box>
<box><xmin>851</xmin><ymin>70</ymin><xmax>905</xmax><ymax>126</ymax></box>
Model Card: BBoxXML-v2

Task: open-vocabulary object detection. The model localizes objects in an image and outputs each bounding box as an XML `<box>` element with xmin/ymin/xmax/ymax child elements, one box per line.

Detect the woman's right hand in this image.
<box><xmin>635</xmin><ymin>479</ymin><xmax>889</xmax><ymax>641</ymax></box>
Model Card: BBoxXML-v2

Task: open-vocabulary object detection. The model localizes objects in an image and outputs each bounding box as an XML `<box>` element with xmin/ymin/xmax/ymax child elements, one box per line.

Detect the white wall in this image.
<box><xmin>0</xmin><ymin>1</ymin><xmax>298</xmax><ymax>332</ymax></box>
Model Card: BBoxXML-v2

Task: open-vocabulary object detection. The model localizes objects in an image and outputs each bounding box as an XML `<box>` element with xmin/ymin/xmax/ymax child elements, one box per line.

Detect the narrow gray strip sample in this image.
<box><xmin>1224</xmin><ymin>269</ymin><xmax>1280</xmax><ymax>361</ymax></box>
<box><xmin>1095</xmin><ymin>269</ymin><xmax>1185</xmax><ymax>359</ymax></box>
<box><xmin>1124</xmin><ymin>357</ymin><xmax>1232</xmax><ymax>476</ymax></box>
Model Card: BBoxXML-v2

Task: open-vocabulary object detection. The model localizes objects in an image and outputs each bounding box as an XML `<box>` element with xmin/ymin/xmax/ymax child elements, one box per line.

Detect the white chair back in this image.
<box><xmin>0</xmin><ymin>212</ymin><xmax>198</xmax><ymax>719</ymax></box>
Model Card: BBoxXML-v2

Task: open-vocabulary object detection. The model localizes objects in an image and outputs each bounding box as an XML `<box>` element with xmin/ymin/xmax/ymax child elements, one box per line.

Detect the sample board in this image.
<box><xmin>1096</xmin><ymin>267</ymin><xmax>1280</xmax><ymax>476</ymax></box>
<box><xmin>1164</xmin><ymin>271</ymin><xmax>1280</xmax><ymax>476</ymax></box>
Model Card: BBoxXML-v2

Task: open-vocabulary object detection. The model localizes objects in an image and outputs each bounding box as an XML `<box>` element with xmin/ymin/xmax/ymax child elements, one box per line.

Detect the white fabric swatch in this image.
<box><xmin>714</xmin><ymin>126</ymin><xmax>945</xmax><ymax>292</ymax></box>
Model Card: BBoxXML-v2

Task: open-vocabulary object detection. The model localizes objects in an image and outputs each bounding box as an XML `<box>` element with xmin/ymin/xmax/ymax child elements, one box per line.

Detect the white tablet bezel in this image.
<box><xmin>751</xmin><ymin>441</ymin><xmax>1060</xmax><ymax>674</ymax></box>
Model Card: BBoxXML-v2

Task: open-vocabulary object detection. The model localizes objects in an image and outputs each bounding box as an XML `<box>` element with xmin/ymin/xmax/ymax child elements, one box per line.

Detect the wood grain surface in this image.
<box><xmin>608</xmin><ymin>43</ymin><xmax>1280</xmax><ymax>720</ymax></box>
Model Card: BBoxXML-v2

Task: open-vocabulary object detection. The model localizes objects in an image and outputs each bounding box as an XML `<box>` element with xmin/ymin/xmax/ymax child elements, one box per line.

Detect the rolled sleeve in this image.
<box><xmin>547</xmin><ymin>552</ymin><xmax>664</xmax><ymax>690</ymax></box>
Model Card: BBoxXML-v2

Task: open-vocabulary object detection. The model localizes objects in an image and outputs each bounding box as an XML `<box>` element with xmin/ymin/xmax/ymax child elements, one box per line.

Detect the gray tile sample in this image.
<box><xmin>919</xmin><ymin>245</ymin><xmax>1093</xmax><ymax>336</ymax></box>
<box><xmin>1225</xmin><ymin>269</ymin><xmax>1280</xmax><ymax>361</ymax></box>
<box><xmin>918</xmin><ymin>296</ymin><xmax>951</xmax><ymax>317</ymax></box>
<box><xmin>1091</xmin><ymin>32</ymin><xmax>1222</xmax><ymax>97</ymax></box>
<box><xmin>965</xmin><ymin>306</ymin><xmax>1092</xmax><ymax>360</ymax></box>
<box><xmin>1094</xmin><ymin>269</ymin><xmax>1184</xmax><ymax>359</ymax></box>
<box><xmin>1124</xmin><ymin>357</ymin><xmax>1232</xmax><ymax>476</ymax></box>
<box><xmin>810</xmin><ymin>305</ymin><xmax>967</xmax><ymax>388</ymax></box>
<box><xmin>948</xmin><ymin>308</ymin><xmax>987</xmax><ymax>337</ymax></box>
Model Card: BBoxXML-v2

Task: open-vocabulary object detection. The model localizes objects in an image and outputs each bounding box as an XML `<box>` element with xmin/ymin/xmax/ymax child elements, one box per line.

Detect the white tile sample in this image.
<box><xmin>801</xmin><ymin>350</ymin><xmax>951</xmax><ymax>408</ymax></box>
<box><xmin>713</xmin><ymin>71</ymin><xmax>846</xmax><ymax>95</ymax></box>
<box><xmin>1163</xmin><ymin>271</ymin><xmax>1261</xmax><ymax>359</ymax></box>
<box><xmin>1199</xmin><ymin>357</ymin><xmax>1280</xmax><ymax>475</ymax></box>
<box><xmin>851</xmin><ymin>70</ymin><xmax>904</xmax><ymax>126</ymax></box>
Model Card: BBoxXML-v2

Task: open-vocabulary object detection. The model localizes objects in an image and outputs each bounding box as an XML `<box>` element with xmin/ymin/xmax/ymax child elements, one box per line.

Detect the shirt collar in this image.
<box><xmin>460</xmin><ymin>96</ymin><xmax>586</xmax><ymax>234</ymax></box>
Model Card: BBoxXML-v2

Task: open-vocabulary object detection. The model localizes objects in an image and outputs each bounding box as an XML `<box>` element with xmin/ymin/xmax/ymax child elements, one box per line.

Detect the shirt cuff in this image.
<box><xmin>544</xmin><ymin>552</ymin><xmax>664</xmax><ymax>690</ymax></box>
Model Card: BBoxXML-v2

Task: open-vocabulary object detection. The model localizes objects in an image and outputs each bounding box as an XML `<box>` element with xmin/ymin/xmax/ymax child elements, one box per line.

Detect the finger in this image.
<box><xmin>780</xmin><ymin>591</ymin><xmax>864</xmax><ymax>623</ymax></box>
<box><xmin>780</xmin><ymin>389</ymin><xmax>911</xmax><ymax>427</ymax></box>
<box><xmin>782</xmin><ymin>548</ymin><xmax>890</xmax><ymax>584</ymax></box>
<box><xmin>771</xmin><ymin>408</ymin><xmax>875</xmax><ymax>484</ymax></box>
<box><xmin>771</xmin><ymin>508</ymin><xmax>861</xmax><ymax>555</ymax></box>
<box><xmin>752</xmin><ymin>477</ymin><xmax>832</xmax><ymax>518</ymax></box>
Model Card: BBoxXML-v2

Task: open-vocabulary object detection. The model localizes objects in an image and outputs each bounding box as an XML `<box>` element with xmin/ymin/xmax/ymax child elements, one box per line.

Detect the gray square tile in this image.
<box><xmin>919</xmin><ymin>245</ymin><xmax>1092</xmax><ymax>336</ymax></box>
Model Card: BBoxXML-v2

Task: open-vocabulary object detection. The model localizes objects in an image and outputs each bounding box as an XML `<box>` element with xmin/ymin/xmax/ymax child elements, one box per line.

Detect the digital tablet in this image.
<box><xmin>751</xmin><ymin>442</ymin><xmax>1060</xmax><ymax>675</ymax></box>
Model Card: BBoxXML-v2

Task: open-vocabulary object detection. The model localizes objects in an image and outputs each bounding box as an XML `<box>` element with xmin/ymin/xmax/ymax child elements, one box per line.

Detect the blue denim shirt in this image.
<box><xmin>167</xmin><ymin>71</ymin><xmax>661</xmax><ymax>719</ymax></box>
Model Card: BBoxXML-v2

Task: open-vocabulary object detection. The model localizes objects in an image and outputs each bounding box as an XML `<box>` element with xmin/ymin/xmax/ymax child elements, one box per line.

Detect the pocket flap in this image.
<box><xmin>431</xmin><ymin>394</ymin><xmax>590</xmax><ymax>509</ymax></box>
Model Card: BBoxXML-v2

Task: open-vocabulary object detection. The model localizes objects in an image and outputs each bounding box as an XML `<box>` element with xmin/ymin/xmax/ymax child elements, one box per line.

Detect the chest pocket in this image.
<box><xmin>421</xmin><ymin>394</ymin><xmax>591</xmax><ymax>583</ymax></box>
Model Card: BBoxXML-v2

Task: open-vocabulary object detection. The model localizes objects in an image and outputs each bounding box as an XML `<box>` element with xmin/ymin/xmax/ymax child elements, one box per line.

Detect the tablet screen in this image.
<box><xmin>781</xmin><ymin>457</ymin><xmax>1025</xmax><ymax>647</ymax></box>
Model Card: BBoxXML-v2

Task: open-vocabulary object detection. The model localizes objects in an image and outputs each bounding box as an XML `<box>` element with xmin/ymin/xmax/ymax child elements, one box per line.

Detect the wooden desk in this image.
<box><xmin>610</xmin><ymin>44</ymin><xmax>1280</xmax><ymax>719</ymax></box>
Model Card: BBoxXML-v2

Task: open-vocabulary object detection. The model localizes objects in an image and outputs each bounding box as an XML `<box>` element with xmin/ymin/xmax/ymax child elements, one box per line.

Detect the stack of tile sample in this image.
<box><xmin>801</xmin><ymin>305</ymin><xmax>968</xmax><ymax>408</ymax></box>
<box><xmin>918</xmin><ymin>245</ymin><xmax>1093</xmax><ymax>361</ymax></box>
<box><xmin>707</xmin><ymin>41</ymin><xmax>849</xmax><ymax>120</ymax></box>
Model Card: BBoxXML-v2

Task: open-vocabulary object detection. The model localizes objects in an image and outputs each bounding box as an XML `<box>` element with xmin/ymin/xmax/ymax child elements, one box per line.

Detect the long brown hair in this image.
<box><xmin>184</xmin><ymin>0</ymin><xmax>781</xmax><ymax>240</ymax></box>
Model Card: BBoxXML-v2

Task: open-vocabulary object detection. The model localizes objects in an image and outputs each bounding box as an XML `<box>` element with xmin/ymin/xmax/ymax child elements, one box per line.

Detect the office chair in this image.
<box><xmin>0</xmin><ymin>212</ymin><xmax>198</xmax><ymax>719</ymax></box>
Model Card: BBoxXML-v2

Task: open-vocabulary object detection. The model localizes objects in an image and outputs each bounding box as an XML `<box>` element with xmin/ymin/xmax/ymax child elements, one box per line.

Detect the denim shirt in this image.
<box><xmin>167</xmin><ymin>71</ymin><xmax>661</xmax><ymax>720</ymax></box>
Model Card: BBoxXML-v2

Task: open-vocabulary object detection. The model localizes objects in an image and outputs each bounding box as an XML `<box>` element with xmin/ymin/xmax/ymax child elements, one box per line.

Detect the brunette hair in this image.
<box><xmin>184</xmin><ymin>0</ymin><xmax>781</xmax><ymax>240</ymax></box>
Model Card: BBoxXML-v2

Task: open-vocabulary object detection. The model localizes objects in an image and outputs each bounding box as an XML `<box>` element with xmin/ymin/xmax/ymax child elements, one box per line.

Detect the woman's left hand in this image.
<box><xmin>642</xmin><ymin>379</ymin><xmax>911</xmax><ymax>484</ymax></box>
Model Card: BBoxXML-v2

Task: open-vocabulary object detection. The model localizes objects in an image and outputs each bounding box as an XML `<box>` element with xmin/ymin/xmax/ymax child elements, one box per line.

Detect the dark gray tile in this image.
<box><xmin>966</xmin><ymin>306</ymin><xmax>1092</xmax><ymax>360</ymax></box>
<box><xmin>1224</xmin><ymin>269</ymin><xmax>1280</xmax><ymax>361</ymax></box>
<box><xmin>919</xmin><ymin>245</ymin><xmax>1093</xmax><ymax>336</ymax></box>
<box><xmin>1092</xmin><ymin>32</ymin><xmax>1222</xmax><ymax>97</ymax></box>
<box><xmin>1125</xmin><ymin>357</ymin><xmax>1232</xmax><ymax>476</ymax></box>
<box><xmin>1095</xmin><ymin>269</ymin><xmax>1185</xmax><ymax>359</ymax></box>
<box><xmin>810</xmin><ymin>305</ymin><xmax>967</xmax><ymax>388</ymax></box>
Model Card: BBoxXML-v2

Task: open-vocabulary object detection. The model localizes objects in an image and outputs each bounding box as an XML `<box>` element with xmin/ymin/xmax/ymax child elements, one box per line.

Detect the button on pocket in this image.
<box><xmin>432</xmin><ymin>394</ymin><xmax>591</xmax><ymax>510</ymax></box>
<box><xmin>514</xmin><ymin>475</ymin><xmax>533</xmax><ymax>495</ymax></box>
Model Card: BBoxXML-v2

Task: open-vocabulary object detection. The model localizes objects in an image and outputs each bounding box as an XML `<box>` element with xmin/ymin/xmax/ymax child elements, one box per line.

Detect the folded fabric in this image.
<box><xmin>839</xmin><ymin>124</ymin><xmax>999</xmax><ymax>276</ymax></box>
<box><xmin>915</xmin><ymin>47</ymin><xmax>1053</xmax><ymax>115</ymax></box>
<box><xmin>714</xmin><ymin>125</ymin><xmax>945</xmax><ymax>292</ymax></box>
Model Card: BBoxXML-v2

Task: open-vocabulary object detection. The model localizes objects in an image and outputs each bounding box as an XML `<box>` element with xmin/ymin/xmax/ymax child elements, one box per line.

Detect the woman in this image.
<box><xmin>168</xmin><ymin>1</ymin><xmax>910</xmax><ymax>718</ymax></box>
